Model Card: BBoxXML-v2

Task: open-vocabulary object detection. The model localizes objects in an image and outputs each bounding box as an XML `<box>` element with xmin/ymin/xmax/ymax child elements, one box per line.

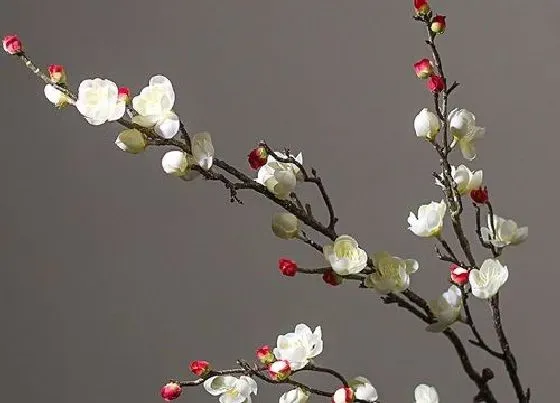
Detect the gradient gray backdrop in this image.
<box><xmin>0</xmin><ymin>1</ymin><xmax>557</xmax><ymax>402</ymax></box>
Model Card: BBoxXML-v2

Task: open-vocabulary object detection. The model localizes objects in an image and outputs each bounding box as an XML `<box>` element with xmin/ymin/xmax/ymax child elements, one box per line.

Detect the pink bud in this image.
<box><xmin>332</xmin><ymin>387</ymin><xmax>354</xmax><ymax>403</ymax></box>
<box><xmin>3</xmin><ymin>34</ymin><xmax>23</xmax><ymax>55</ymax></box>
<box><xmin>118</xmin><ymin>86</ymin><xmax>130</xmax><ymax>102</ymax></box>
<box><xmin>414</xmin><ymin>58</ymin><xmax>434</xmax><ymax>79</ymax></box>
<box><xmin>268</xmin><ymin>360</ymin><xmax>292</xmax><ymax>381</ymax></box>
<box><xmin>431</xmin><ymin>15</ymin><xmax>446</xmax><ymax>34</ymax></box>
<box><xmin>450</xmin><ymin>264</ymin><xmax>470</xmax><ymax>286</ymax></box>
<box><xmin>278</xmin><ymin>258</ymin><xmax>298</xmax><ymax>277</ymax></box>
<box><xmin>427</xmin><ymin>75</ymin><xmax>445</xmax><ymax>93</ymax></box>
<box><xmin>322</xmin><ymin>269</ymin><xmax>342</xmax><ymax>286</ymax></box>
<box><xmin>160</xmin><ymin>382</ymin><xmax>182</xmax><ymax>401</ymax></box>
<box><xmin>48</xmin><ymin>64</ymin><xmax>66</xmax><ymax>84</ymax></box>
<box><xmin>189</xmin><ymin>360</ymin><xmax>211</xmax><ymax>377</ymax></box>
<box><xmin>414</xmin><ymin>0</ymin><xmax>430</xmax><ymax>15</ymax></box>
<box><xmin>248</xmin><ymin>146</ymin><xmax>268</xmax><ymax>170</ymax></box>
<box><xmin>470</xmin><ymin>186</ymin><xmax>489</xmax><ymax>204</ymax></box>
<box><xmin>256</xmin><ymin>345</ymin><xmax>275</xmax><ymax>364</ymax></box>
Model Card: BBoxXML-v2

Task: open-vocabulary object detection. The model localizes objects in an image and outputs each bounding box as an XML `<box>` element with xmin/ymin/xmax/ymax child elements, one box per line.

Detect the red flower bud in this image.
<box><xmin>450</xmin><ymin>264</ymin><xmax>470</xmax><ymax>286</ymax></box>
<box><xmin>118</xmin><ymin>86</ymin><xmax>130</xmax><ymax>101</ymax></box>
<box><xmin>414</xmin><ymin>0</ymin><xmax>430</xmax><ymax>15</ymax></box>
<box><xmin>3</xmin><ymin>34</ymin><xmax>23</xmax><ymax>55</ymax></box>
<box><xmin>278</xmin><ymin>258</ymin><xmax>298</xmax><ymax>277</ymax></box>
<box><xmin>256</xmin><ymin>345</ymin><xmax>275</xmax><ymax>364</ymax></box>
<box><xmin>470</xmin><ymin>186</ymin><xmax>489</xmax><ymax>204</ymax></box>
<box><xmin>248</xmin><ymin>146</ymin><xmax>268</xmax><ymax>170</ymax></box>
<box><xmin>48</xmin><ymin>64</ymin><xmax>66</xmax><ymax>84</ymax></box>
<box><xmin>160</xmin><ymin>382</ymin><xmax>182</xmax><ymax>401</ymax></box>
<box><xmin>414</xmin><ymin>58</ymin><xmax>434</xmax><ymax>79</ymax></box>
<box><xmin>427</xmin><ymin>75</ymin><xmax>445</xmax><ymax>93</ymax></box>
<box><xmin>189</xmin><ymin>360</ymin><xmax>211</xmax><ymax>377</ymax></box>
<box><xmin>322</xmin><ymin>269</ymin><xmax>342</xmax><ymax>286</ymax></box>
<box><xmin>431</xmin><ymin>15</ymin><xmax>446</xmax><ymax>34</ymax></box>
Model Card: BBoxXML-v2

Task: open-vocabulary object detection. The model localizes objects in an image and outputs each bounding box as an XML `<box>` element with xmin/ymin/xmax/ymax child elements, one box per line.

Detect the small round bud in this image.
<box><xmin>160</xmin><ymin>382</ymin><xmax>182</xmax><ymax>401</ymax></box>
<box><xmin>256</xmin><ymin>345</ymin><xmax>276</xmax><ymax>364</ymax></box>
<box><xmin>431</xmin><ymin>15</ymin><xmax>446</xmax><ymax>34</ymax></box>
<box><xmin>470</xmin><ymin>186</ymin><xmax>489</xmax><ymax>204</ymax></box>
<box><xmin>278</xmin><ymin>258</ymin><xmax>298</xmax><ymax>277</ymax></box>
<box><xmin>427</xmin><ymin>75</ymin><xmax>445</xmax><ymax>93</ymax></box>
<box><xmin>48</xmin><ymin>64</ymin><xmax>67</xmax><ymax>84</ymax></box>
<box><xmin>271</xmin><ymin>212</ymin><xmax>300</xmax><ymax>240</ymax></box>
<box><xmin>450</xmin><ymin>264</ymin><xmax>470</xmax><ymax>286</ymax></box>
<box><xmin>248</xmin><ymin>146</ymin><xmax>268</xmax><ymax>170</ymax></box>
<box><xmin>414</xmin><ymin>58</ymin><xmax>434</xmax><ymax>79</ymax></box>
<box><xmin>115</xmin><ymin>129</ymin><xmax>148</xmax><ymax>154</ymax></box>
<box><xmin>322</xmin><ymin>269</ymin><xmax>342</xmax><ymax>286</ymax></box>
<box><xmin>414</xmin><ymin>0</ymin><xmax>430</xmax><ymax>15</ymax></box>
<box><xmin>190</xmin><ymin>360</ymin><xmax>211</xmax><ymax>377</ymax></box>
<box><xmin>3</xmin><ymin>34</ymin><xmax>23</xmax><ymax>55</ymax></box>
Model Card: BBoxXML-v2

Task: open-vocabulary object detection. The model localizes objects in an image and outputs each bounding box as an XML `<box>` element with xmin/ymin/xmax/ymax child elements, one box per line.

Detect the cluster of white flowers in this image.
<box><xmin>255</xmin><ymin>152</ymin><xmax>304</xmax><ymax>199</ymax></box>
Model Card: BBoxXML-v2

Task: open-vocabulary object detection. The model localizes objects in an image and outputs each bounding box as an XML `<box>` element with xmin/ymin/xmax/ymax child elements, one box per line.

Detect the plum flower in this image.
<box><xmin>414</xmin><ymin>108</ymin><xmax>440</xmax><ymax>140</ymax></box>
<box><xmin>132</xmin><ymin>75</ymin><xmax>180</xmax><ymax>139</ymax></box>
<box><xmin>365</xmin><ymin>251</ymin><xmax>418</xmax><ymax>294</ymax></box>
<box><xmin>75</xmin><ymin>78</ymin><xmax>125</xmax><ymax>125</ymax></box>
<box><xmin>469</xmin><ymin>259</ymin><xmax>509</xmax><ymax>299</ymax></box>
<box><xmin>407</xmin><ymin>201</ymin><xmax>446</xmax><ymax>237</ymax></box>
<box><xmin>273</xmin><ymin>324</ymin><xmax>323</xmax><ymax>370</ymax></box>
<box><xmin>348</xmin><ymin>377</ymin><xmax>378</xmax><ymax>402</ymax></box>
<box><xmin>203</xmin><ymin>376</ymin><xmax>257</xmax><ymax>403</ymax></box>
<box><xmin>481</xmin><ymin>214</ymin><xmax>528</xmax><ymax>248</ymax></box>
<box><xmin>448</xmin><ymin>108</ymin><xmax>485</xmax><ymax>160</ymax></box>
<box><xmin>279</xmin><ymin>388</ymin><xmax>309</xmax><ymax>403</ymax></box>
<box><xmin>436</xmin><ymin>165</ymin><xmax>483</xmax><ymax>195</ymax></box>
<box><xmin>256</xmin><ymin>152</ymin><xmax>303</xmax><ymax>199</ymax></box>
<box><xmin>414</xmin><ymin>384</ymin><xmax>439</xmax><ymax>403</ymax></box>
<box><xmin>426</xmin><ymin>285</ymin><xmax>463</xmax><ymax>333</ymax></box>
<box><xmin>323</xmin><ymin>235</ymin><xmax>368</xmax><ymax>275</ymax></box>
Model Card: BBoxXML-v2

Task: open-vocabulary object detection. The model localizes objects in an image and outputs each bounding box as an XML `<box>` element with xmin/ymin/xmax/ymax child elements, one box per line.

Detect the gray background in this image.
<box><xmin>0</xmin><ymin>1</ymin><xmax>557</xmax><ymax>402</ymax></box>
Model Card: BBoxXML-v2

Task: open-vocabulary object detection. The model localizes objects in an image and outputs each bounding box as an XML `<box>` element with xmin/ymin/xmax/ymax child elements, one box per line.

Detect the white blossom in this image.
<box><xmin>436</xmin><ymin>165</ymin><xmax>483</xmax><ymax>195</ymax></box>
<box><xmin>271</xmin><ymin>212</ymin><xmax>300</xmax><ymax>240</ymax></box>
<box><xmin>203</xmin><ymin>376</ymin><xmax>257</xmax><ymax>403</ymax></box>
<box><xmin>481</xmin><ymin>214</ymin><xmax>528</xmax><ymax>248</ymax></box>
<box><xmin>407</xmin><ymin>200</ymin><xmax>446</xmax><ymax>237</ymax></box>
<box><xmin>132</xmin><ymin>75</ymin><xmax>180</xmax><ymax>139</ymax></box>
<box><xmin>161</xmin><ymin>150</ymin><xmax>189</xmax><ymax>176</ymax></box>
<box><xmin>191</xmin><ymin>131</ymin><xmax>214</xmax><ymax>170</ymax></box>
<box><xmin>426</xmin><ymin>285</ymin><xmax>463</xmax><ymax>333</ymax></box>
<box><xmin>256</xmin><ymin>152</ymin><xmax>303</xmax><ymax>199</ymax></box>
<box><xmin>448</xmin><ymin>108</ymin><xmax>485</xmax><ymax>160</ymax></box>
<box><xmin>365</xmin><ymin>251</ymin><xmax>418</xmax><ymax>294</ymax></box>
<box><xmin>75</xmin><ymin>78</ymin><xmax>125</xmax><ymax>125</ymax></box>
<box><xmin>279</xmin><ymin>388</ymin><xmax>309</xmax><ymax>403</ymax></box>
<box><xmin>349</xmin><ymin>377</ymin><xmax>378</xmax><ymax>402</ymax></box>
<box><xmin>44</xmin><ymin>84</ymin><xmax>72</xmax><ymax>107</ymax></box>
<box><xmin>469</xmin><ymin>258</ymin><xmax>509</xmax><ymax>299</ymax></box>
<box><xmin>323</xmin><ymin>235</ymin><xmax>368</xmax><ymax>275</ymax></box>
<box><xmin>273</xmin><ymin>324</ymin><xmax>323</xmax><ymax>370</ymax></box>
<box><xmin>414</xmin><ymin>384</ymin><xmax>439</xmax><ymax>403</ymax></box>
<box><xmin>115</xmin><ymin>129</ymin><xmax>147</xmax><ymax>154</ymax></box>
<box><xmin>414</xmin><ymin>108</ymin><xmax>440</xmax><ymax>140</ymax></box>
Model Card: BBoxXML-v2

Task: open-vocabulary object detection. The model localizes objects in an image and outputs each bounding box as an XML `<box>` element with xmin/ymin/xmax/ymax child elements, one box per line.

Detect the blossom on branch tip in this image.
<box><xmin>118</xmin><ymin>86</ymin><xmax>130</xmax><ymax>103</ymax></box>
<box><xmin>323</xmin><ymin>235</ymin><xmax>368</xmax><ymax>275</ymax></box>
<box><xmin>256</xmin><ymin>345</ymin><xmax>275</xmax><ymax>364</ymax></box>
<box><xmin>427</xmin><ymin>75</ymin><xmax>444</xmax><ymax>93</ymax></box>
<box><xmin>450</xmin><ymin>264</ymin><xmax>470</xmax><ymax>286</ymax></box>
<box><xmin>191</xmin><ymin>131</ymin><xmax>214</xmax><ymax>170</ymax></box>
<box><xmin>48</xmin><ymin>64</ymin><xmax>66</xmax><ymax>84</ymax></box>
<box><xmin>365</xmin><ymin>251</ymin><xmax>418</xmax><ymax>294</ymax></box>
<box><xmin>332</xmin><ymin>387</ymin><xmax>354</xmax><ymax>403</ymax></box>
<box><xmin>75</xmin><ymin>78</ymin><xmax>125</xmax><ymax>125</ymax></box>
<box><xmin>322</xmin><ymin>269</ymin><xmax>342</xmax><ymax>286</ymax></box>
<box><xmin>414</xmin><ymin>59</ymin><xmax>434</xmax><ymax>79</ymax></box>
<box><xmin>414</xmin><ymin>0</ymin><xmax>430</xmax><ymax>15</ymax></box>
<box><xmin>414</xmin><ymin>108</ymin><xmax>440</xmax><ymax>140</ymax></box>
<box><xmin>426</xmin><ymin>285</ymin><xmax>463</xmax><ymax>332</ymax></box>
<box><xmin>2</xmin><ymin>34</ymin><xmax>23</xmax><ymax>55</ymax></box>
<box><xmin>279</xmin><ymin>388</ymin><xmax>309</xmax><ymax>403</ymax></box>
<box><xmin>160</xmin><ymin>382</ymin><xmax>182</xmax><ymax>401</ymax></box>
<box><xmin>248</xmin><ymin>146</ymin><xmax>268</xmax><ymax>170</ymax></box>
<box><xmin>268</xmin><ymin>360</ymin><xmax>292</xmax><ymax>381</ymax></box>
<box><xmin>190</xmin><ymin>360</ymin><xmax>211</xmax><ymax>377</ymax></box>
<box><xmin>132</xmin><ymin>75</ymin><xmax>180</xmax><ymax>139</ymax></box>
<box><xmin>272</xmin><ymin>213</ymin><xmax>300</xmax><ymax>240</ymax></box>
<box><xmin>44</xmin><ymin>84</ymin><xmax>72</xmax><ymax>108</ymax></box>
<box><xmin>481</xmin><ymin>214</ymin><xmax>528</xmax><ymax>248</ymax></box>
<box><xmin>256</xmin><ymin>152</ymin><xmax>303</xmax><ymax>199</ymax></box>
<box><xmin>273</xmin><ymin>323</ymin><xmax>323</xmax><ymax>370</ymax></box>
<box><xmin>407</xmin><ymin>200</ymin><xmax>446</xmax><ymax>238</ymax></box>
<box><xmin>203</xmin><ymin>375</ymin><xmax>257</xmax><ymax>403</ymax></box>
<box><xmin>278</xmin><ymin>258</ymin><xmax>298</xmax><ymax>277</ymax></box>
<box><xmin>431</xmin><ymin>15</ymin><xmax>446</xmax><ymax>34</ymax></box>
<box><xmin>470</xmin><ymin>186</ymin><xmax>489</xmax><ymax>204</ymax></box>
<box><xmin>161</xmin><ymin>150</ymin><xmax>189</xmax><ymax>176</ymax></box>
<box><xmin>115</xmin><ymin>129</ymin><xmax>147</xmax><ymax>154</ymax></box>
<box><xmin>435</xmin><ymin>165</ymin><xmax>483</xmax><ymax>195</ymax></box>
<box><xmin>414</xmin><ymin>384</ymin><xmax>439</xmax><ymax>403</ymax></box>
<box><xmin>448</xmin><ymin>108</ymin><xmax>485</xmax><ymax>160</ymax></box>
<box><xmin>469</xmin><ymin>258</ymin><xmax>509</xmax><ymax>299</ymax></box>
<box><xmin>349</xmin><ymin>377</ymin><xmax>378</xmax><ymax>402</ymax></box>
